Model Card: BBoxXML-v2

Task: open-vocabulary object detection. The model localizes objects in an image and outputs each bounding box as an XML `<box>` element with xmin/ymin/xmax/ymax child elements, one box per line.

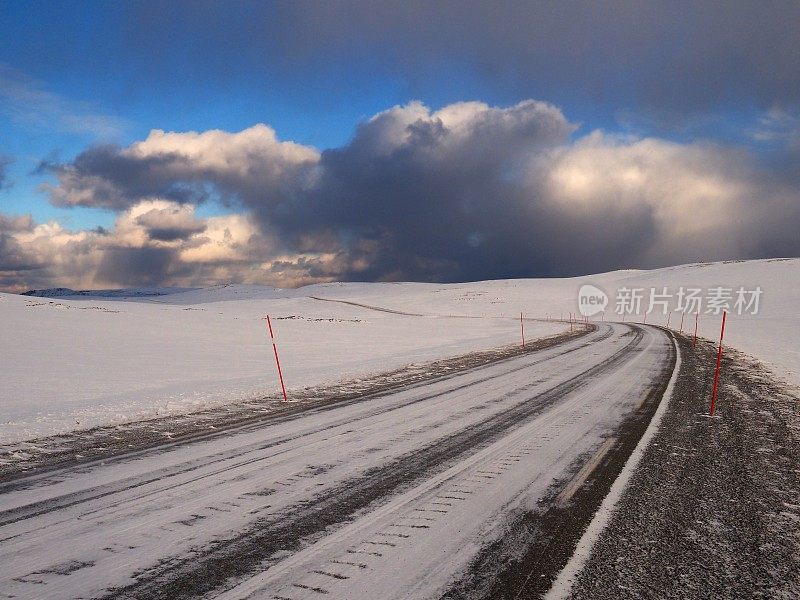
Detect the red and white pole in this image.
<box><xmin>266</xmin><ymin>315</ymin><xmax>288</xmax><ymax>402</ymax></box>
<box><xmin>693</xmin><ymin>312</ymin><xmax>699</xmax><ymax>348</ymax></box>
<box><xmin>679</xmin><ymin>312</ymin><xmax>685</xmax><ymax>334</ymax></box>
<box><xmin>520</xmin><ymin>311</ymin><xmax>525</xmax><ymax>348</ymax></box>
<box><xmin>709</xmin><ymin>311</ymin><xmax>727</xmax><ymax>416</ymax></box>
<box><xmin>666</xmin><ymin>312</ymin><xmax>671</xmax><ymax>329</ymax></box>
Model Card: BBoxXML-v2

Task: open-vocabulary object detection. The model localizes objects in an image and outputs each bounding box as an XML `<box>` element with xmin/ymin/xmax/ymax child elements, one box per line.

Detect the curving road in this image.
<box><xmin>0</xmin><ymin>323</ymin><xmax>675</xmax><ymax>600</ymax></box>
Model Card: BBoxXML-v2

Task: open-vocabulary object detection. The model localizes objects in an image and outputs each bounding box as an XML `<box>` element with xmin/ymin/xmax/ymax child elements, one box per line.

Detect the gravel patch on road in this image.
<box><xmin>566</xmin><ymin>334</ymin><xmax>800</xmax><ymax>599</ymax></box>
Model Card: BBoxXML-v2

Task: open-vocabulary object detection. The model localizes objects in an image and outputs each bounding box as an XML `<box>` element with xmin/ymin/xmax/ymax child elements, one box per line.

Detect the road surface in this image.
<box><xmin>0</xmin><ymin>323</ymin><xmax>675</xmax><ymax>599</ymax></box>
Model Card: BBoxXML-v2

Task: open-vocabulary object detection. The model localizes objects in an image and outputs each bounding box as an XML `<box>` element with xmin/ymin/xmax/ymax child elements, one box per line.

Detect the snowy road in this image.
<box><xmin>0</xmin><ymin>323</ymin><xmax>675</xmax><ymax>600</ymax></box>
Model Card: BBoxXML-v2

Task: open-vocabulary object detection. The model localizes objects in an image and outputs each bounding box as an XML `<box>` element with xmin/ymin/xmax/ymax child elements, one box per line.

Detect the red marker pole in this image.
<box><xmin>693</xmin><ymin>312</ymin><xmax>699</xmax><ymax>348</ymax></box>
<box><xmin>666</xmin><ymin>312</ymin><xmax>671</xmax><ymax>329</ymax></box>
<box><xmin>679</xmin><ymin>312</ymin><xmax>685</xmax><ymax>334</ymax></box>
<box><xmin>709</xmin><ymin>311</ymin><xmax>727</xmax><ymax>416</ymax></box>
<box><xmin>266</xmin><ymin>315</ymin><xmax>288</xmax><ymax>402</ymax></box>
<box><xmin>520</xmin><ymin>311</ymin><xmax>525</xmax><ymax>348</ymax></box>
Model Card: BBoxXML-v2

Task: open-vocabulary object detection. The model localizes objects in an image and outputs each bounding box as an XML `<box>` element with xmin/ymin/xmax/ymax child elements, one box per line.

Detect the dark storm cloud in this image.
<box><xmin>280</xmin><ymin>146</ymin><xmax>660</xmax><ymax>281</ymax></box>
<box><xmin>134</xmin><ymin>205</ymin><xmax>206</xmax><ymax>242</ymax></box>
<box><xmin>0</xmin><ymin>214</ymin><xmax>39</xmax><ymax>272</ymax></box>
<box><xmin>144</xmin><ymin>226</ymin><xmax>201</xmax><ymax>243</ymax></box>
<box><xmin>0</xmin><ymin>235</ymin><xmax>39</xmax><ymax>271</ymax></box>
<box><xmin>37</xmin><ymin>99</ymin><xmax>800</xmax><ymax>286</ymax></box>
<box><xmin>41</xmin><ymin>124</ymin><xmax>317</xmax><ymax>211</ymax></box>
<box><xmin>121</xmin><ymin>1</ymin><xmax>800</xmax><ymax>122</ymax></box>
<box><xmin>95</xmin><ymin>246</ymin><xmax>177</xmax><ymax>286</ymax></box>
<box><xmin>40</xmin><ymin>145</ymin><xmax>212</xmax><ymax>209</ymax></box>
<box><xmin>265</xmin><ymin>102</ymin><xmax>585</xmax><ymax>281</ymax></box>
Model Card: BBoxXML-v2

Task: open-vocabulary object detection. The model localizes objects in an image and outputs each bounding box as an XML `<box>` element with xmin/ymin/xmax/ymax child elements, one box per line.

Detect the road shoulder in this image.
<box><xmin>563</xmin><ymin>334</ymin><xmax>800</xmax><ymax>599</ymax></box>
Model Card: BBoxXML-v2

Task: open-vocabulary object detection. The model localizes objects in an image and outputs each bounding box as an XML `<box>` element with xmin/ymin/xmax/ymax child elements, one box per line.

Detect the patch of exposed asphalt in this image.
<box><xmin>0</xmin><ymin>325</ymin><xmax>591</xmax><ymax>483</ymax></box>
<box><xmin>99</xmin><ymin>326</ymin><xmax>639</xmax><ymax>600</ymax></box>
<box><xmin>440</xmin><ymin>328</ymin><xmax>677</xmax><ymax>600</ymax></box>
<box><xmin>563</xmin><ymin>335</ymin><xmax>800</xmax><ymax>600</ymax></box>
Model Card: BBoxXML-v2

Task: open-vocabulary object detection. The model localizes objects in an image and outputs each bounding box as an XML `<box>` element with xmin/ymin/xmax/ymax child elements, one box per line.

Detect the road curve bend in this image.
<box><xmin>0</xmin><ymin>323</ymin><xmax>675</xmax><ymax>600</ymax></box>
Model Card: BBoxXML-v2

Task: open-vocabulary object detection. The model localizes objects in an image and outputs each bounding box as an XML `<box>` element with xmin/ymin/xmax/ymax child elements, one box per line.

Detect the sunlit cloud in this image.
<box><xmin>3</xmin><ymin>99</ymin><xmax>800</xmax><ymax>291</ymax></box>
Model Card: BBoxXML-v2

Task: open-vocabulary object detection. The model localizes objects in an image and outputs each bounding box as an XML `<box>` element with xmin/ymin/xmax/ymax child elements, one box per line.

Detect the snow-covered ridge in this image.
<box><xmin>21</xmin><ymin>287</ymin><xmax>196</xmax><ymax>298</ymax></box>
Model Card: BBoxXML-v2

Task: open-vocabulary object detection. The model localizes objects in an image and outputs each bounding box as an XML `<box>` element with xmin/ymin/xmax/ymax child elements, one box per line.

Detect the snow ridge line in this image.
<box><xmin>308</xmin><ymin>295</ymin><xmax>424</xmax><ymax>316</ymax></box>
<box><xmin>544</xmin><ymin>328</ymin><xmax>681</xmax><ymax>600</ymax></box>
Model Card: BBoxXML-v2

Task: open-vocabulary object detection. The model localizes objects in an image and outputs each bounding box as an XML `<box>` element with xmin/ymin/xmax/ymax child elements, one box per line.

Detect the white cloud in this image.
<box><xmin>43</xmin><ymin>123</ymin><xmax>319</xmax><ymax>210</ymax></box>
<box><xmin>128</xmin><ymin>124</ymin><xmax>319</xmax><ymax>178</ymax></box>
<box><xmin>541</xmin><ymin>132</ymin><xmax>772</xmax><ymax>266</ymax></box>
<box><xmin>0</xmin><ymin>200</ymin><xmax>336</xmax><ymax>291</ymax></box>
<box><xmin>179</xmin><ymin>213</ymin><xmax>262</xmax><ymax>264</ymax></box>
<box><xmin>7</xmin><ymin>99</ymin><xmax>800</xmax><ymax>290</ymax></box>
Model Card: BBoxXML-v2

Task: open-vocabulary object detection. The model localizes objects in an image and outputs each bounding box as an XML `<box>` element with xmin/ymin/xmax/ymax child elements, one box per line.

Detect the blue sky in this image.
<box><xmin>1</xmin><ymin>1</ymin><xmax>798</xmax><ymax>290</ymax></box>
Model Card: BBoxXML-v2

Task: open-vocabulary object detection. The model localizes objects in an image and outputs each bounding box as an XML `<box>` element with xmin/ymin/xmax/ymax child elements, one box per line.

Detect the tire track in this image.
<box><xmin>0</xmin><ymin>328</ymin><xmax>611</xmax><ymax>524</ymax></box>
<box><xmin>440</xmin><ymin>327</ymin><xmax>677</xmax><ymax>599</ymax></box>
<box><xmin>101</xmin><ymin>327</ymin><xmax>647</xmax><ymax>599</ymax></box>
<box><xmin>0</xmin><ymin>326</ymin><xmax>601</xmax><ymax>493</ymax></box>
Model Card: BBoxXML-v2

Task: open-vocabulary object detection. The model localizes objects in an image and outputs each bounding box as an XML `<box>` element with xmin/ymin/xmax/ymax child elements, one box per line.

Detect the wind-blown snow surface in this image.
<box><xmin>1</xmin><ymin>258</ymin><xmax>797</xmax><ymax>443</ymax></box>
<box><xmin>0</xmin><ymin>286</ymin><xmax>565</xmax><ymax>443</ymax></box>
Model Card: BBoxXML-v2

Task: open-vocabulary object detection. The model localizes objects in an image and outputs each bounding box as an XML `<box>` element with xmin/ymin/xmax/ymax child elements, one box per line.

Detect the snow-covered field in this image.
<box><xmin>0</xmin><ymin>286</ymin><xmax>567</xmax><ymax>442</ymax></box>
<box><xmin>309</xmin><ymin>258</ymin><xmax>799</xmax><ymax>385</ymax></box>
<box><xmin>1</xmin><ymin>258</ymin><xmax>797</xmax><ymax>443</ymax></box>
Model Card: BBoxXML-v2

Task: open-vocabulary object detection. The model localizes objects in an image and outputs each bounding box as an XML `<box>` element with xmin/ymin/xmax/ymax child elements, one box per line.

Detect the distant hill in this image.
<box><xmin>22</xmin><ymin>287</ymin><xmax>194</xmax><ymax>298</ymax></box>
